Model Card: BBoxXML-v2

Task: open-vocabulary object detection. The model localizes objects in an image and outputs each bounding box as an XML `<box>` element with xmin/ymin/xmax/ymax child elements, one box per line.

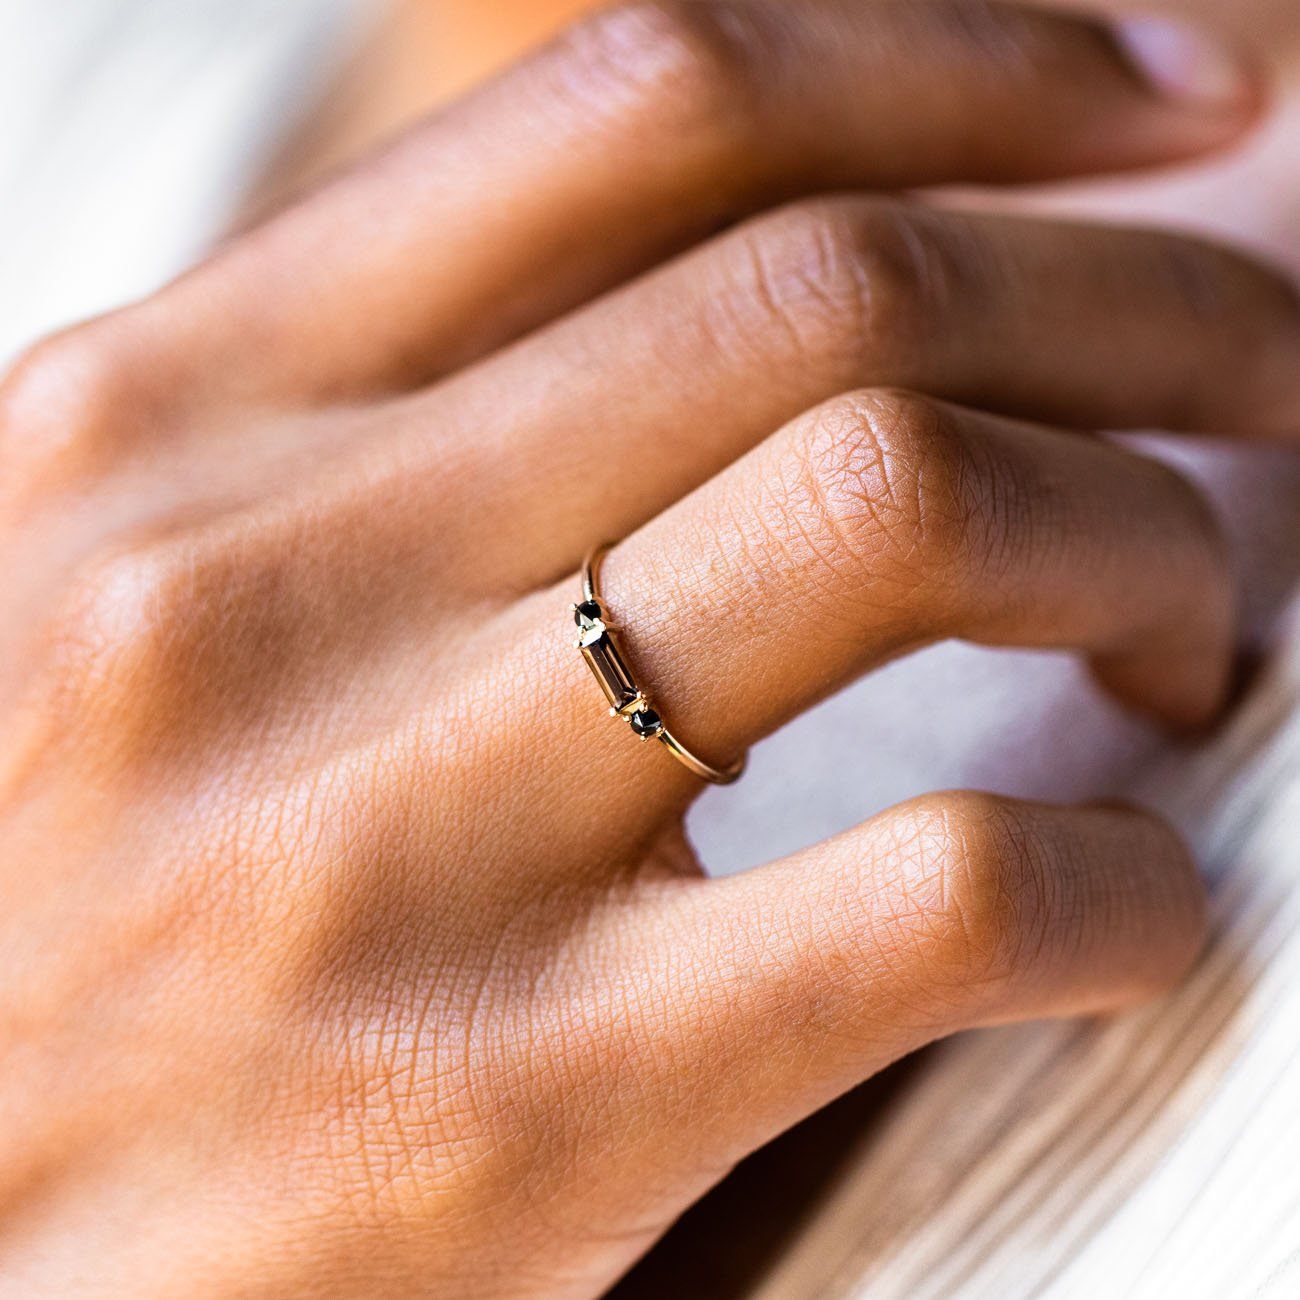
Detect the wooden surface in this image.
<box><xmin>614</xmin><ymin>605</ymin><xmax>1300</xmax><ymax>1298</ymax></box>
<box><xmin>730</xmin><ymin>604</ymin><xmax>1300</xmax><ymax>1299</ymax></box>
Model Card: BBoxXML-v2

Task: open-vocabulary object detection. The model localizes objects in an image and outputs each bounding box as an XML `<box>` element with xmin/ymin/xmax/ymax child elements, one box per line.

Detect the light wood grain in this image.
<box><xmin>749</xmin><ymin>600</ymin><xmax>1300</xmax><ymax>1300</ymax></box>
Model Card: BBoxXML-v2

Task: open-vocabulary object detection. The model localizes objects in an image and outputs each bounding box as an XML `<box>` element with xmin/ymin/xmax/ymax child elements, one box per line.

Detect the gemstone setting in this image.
<box><xmin>573</xmin><ymin>600</ymin><xmax>606</xmax><ymax>647</ymax></box>
<box><xmin>629</xmin><ymin>708</ymin><xmax>664</xmax><ymax>739</ymax></box>
<box><xmin>573</xmin><ymin>566</ymin><xmax>672</xmax><ymax>748</ymax></box>
<box><xmin>573</xmin><ymin>544</ymin><xmax>744</xmax><ymax>785</ymax></box>
<box><xmin>575</xmin><ymin>603</ymin><xmax>641</xmax><ymax>714</ymax></box>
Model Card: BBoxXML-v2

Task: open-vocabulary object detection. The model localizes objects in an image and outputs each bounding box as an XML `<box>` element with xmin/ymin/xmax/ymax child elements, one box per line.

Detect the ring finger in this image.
<box><xmin>499</xmin><ymin>388</ymin><xmax>1231</xmax><ymax>848</ymax></box>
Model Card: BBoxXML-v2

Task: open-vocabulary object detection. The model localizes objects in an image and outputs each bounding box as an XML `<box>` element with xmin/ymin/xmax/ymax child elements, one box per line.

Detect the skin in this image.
<box><xmin>266</xmin><ymin>0</ymin><xmax>1300</xmax><ymax>204</ymax></box>
<box><xmin>2</xmin><ymin>2</ymin><xmax>1300</xmax><ymax>1295</ymax></box>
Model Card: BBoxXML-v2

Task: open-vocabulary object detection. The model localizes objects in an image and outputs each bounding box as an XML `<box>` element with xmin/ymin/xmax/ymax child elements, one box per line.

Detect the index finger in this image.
<box><xmin>123</xmin><ymin>0</ymin><xmax>1261</xmax><ymax>401</ymax></box>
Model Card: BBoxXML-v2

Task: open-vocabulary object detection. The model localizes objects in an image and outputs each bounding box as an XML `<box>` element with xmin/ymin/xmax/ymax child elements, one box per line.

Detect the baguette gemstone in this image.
<box><xmin>576</xmin><ymin>601</ymin><xmax>640</xmax><ymax>713</ymax></box>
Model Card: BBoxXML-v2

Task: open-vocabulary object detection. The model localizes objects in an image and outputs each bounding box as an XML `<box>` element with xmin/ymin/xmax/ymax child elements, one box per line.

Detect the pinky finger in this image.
<box><xmin>607</xmin><ymin>793</ymin><xmax>1205</xmax><ymax>1191</ymax></box>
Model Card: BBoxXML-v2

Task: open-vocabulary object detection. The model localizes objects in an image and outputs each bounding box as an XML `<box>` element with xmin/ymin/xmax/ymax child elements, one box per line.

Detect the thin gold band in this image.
<box><xmin>573</xmin><ymin>544</ymin><xmax>745</xmax><ymax>785</ymax></box>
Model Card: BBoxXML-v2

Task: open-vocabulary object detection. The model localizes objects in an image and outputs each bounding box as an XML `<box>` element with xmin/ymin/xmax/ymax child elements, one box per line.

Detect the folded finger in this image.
<box><xmin>508</xmin><ymin>389</ymin><xmax>1231</xmax><ymax>834</ymax></box>
<box><xmin>590</xmin><ymin>793</ymin><xmax>1205</xmax><ymax>1190</ymax></box>
<box><xmin>427</xmin><ymin>198</ymin><xmax>1300</xmax><ymax>586</ymax></box>
<box><xmin>116</xmin><ymin>0</ymin><xmax>1261</xmax><ymax>401</ymax></box>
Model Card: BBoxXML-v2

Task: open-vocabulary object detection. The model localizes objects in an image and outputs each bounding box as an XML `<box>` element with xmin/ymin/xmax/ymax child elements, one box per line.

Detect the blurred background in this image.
<box><xmin>0</xmin><ymin>0</ymin><xmax>600</xmax><ymax>362</ymax></box>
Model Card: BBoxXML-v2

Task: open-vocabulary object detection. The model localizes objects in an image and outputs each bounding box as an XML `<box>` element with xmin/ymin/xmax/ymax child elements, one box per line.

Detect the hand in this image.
<box><xmin>2</xmin><ymin>3</ymin><xmax>1296</xmax><ymax>1295</ymax></box>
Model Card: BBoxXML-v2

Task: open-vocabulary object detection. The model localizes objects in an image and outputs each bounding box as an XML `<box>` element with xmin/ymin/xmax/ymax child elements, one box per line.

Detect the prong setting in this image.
<box><xmin>573</xmin><ymin>544</ymin><xmax>745</xmax><ymax>784</ymax></box>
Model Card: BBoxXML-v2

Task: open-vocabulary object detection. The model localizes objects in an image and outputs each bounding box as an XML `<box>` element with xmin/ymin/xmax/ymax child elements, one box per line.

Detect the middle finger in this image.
<box><xmin>414</xmin><ymin>197</ymin><xmax>1300</xmax><ymax>586</ymax></box>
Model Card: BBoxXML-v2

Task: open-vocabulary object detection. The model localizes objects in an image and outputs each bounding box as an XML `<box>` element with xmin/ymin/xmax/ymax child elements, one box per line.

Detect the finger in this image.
<box><xmin>598</xmin><ymin>794</ymin><xmax>1205</xmax><ymax>1187</ymax></box>
<box><xmin>120</xmin><ymin>0</ymin><xmax>1261</xmax><ymax>401</ymax></box>
<box><xmin>505</xmin><ymin>389</ymin><xmax>1230</xmax><ymax>831</ymax></box>
<box><xmin>425</xmin><ymin>198</ymin><xmax>1300</xmax><ymax>586</ymax></box>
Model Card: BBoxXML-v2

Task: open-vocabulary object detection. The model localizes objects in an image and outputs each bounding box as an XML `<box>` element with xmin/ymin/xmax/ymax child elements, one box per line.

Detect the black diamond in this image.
<box><xmin>629</xmin><ymin>708</ymin><xmax>663</xmax><ymax>738</ymax></box>
<box><xmin>574</xmin><ymin>599</ymin><xmax>603</xmax><ymax>626</ymax></box>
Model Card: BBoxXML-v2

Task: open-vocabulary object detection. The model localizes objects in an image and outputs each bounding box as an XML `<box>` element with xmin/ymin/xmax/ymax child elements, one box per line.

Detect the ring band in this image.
<box><xmin>573</xmin><ymin>544</ymin><xmax>745</xmax><ymax>785</ymax></box>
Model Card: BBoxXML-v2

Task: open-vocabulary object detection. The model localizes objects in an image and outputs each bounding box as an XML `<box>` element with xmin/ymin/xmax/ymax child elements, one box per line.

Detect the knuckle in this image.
<box><xmin>847</xmin><ymin>205</ymin><xmax>952</xmax><ymax>355</ymax></box>
<box><xmin>880</xmin><ymin>793</ymin><xmax>1057</xmax><ymax>1003</ymax></box>
<box><xmin>22</xmin><ymin>495</ymin><xmax>406</xmax><ymax>783</ymax></box>
<box><xmin>39</xmin><ymin>540</ymin><xmax>205</xmax><ymax>748</ymax></box>
<box><xmin>554</xmin><ymin>0</ymin><xmax>759</xmax><ymax>149</ymax></box>
<box><xmin>27</xmin><ymin>522</ymin><xmax>289</xmax><ymax>782</ymax></box>
<box><xmin>0</xmin><ymin>323</ymin><xmax>134</xmax><ymax>494</ymax></box>
<box><xmin>0</xmin><ymin>307</ymin><xmax>191</xmax><ymax>528</ymax></box>
<box><xmin>718</xmin><ymin>200</ymin><xmax>936</xmax><ymax>379</ymax></box>
<box><xmin>791</xmin><ymin>388</ymin><xmax>1005</xmax><ymax>601</ymax></box>
<box><xmin>796</xmin><ymin>389</ymin><xmax>938</xmax><ymax>561</ymax></box>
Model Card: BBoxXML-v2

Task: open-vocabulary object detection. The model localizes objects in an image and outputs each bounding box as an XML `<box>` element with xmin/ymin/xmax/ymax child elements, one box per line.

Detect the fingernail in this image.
<box><xmin>1114</xmin><ymin>16</ymin><xmax>1255</xmax><ymax>108</ymax></box>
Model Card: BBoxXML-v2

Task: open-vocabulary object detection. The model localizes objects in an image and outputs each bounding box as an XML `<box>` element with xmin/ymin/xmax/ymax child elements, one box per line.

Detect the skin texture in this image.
<box><xmin>2</xmin><ymin>2</ymin><xmax>1299</xmax><ymax>1295</ymax></box>
<box><xmin>262</xmin><ymin>0</ymin><xmax>1300</xmax><ymax>208</ymax></box>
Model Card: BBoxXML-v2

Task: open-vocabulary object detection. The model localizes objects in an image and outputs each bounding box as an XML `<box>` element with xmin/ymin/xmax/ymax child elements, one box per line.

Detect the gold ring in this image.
<box><xmin>573</xmin><ymin>544</ymin><xmax>745</xmax><ymax>785</ymax></box>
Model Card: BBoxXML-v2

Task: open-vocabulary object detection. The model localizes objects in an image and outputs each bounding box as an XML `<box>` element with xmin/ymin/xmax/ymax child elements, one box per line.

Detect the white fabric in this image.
<box><xmin>0</xmin><ymin>0</ymin><xmax>371</xmax><ymax>363</ymax></box>
<box><xmin>748</xmin><ymin>613</ymin><xmax>1300</xmax><ymax>1299</ymax></box>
